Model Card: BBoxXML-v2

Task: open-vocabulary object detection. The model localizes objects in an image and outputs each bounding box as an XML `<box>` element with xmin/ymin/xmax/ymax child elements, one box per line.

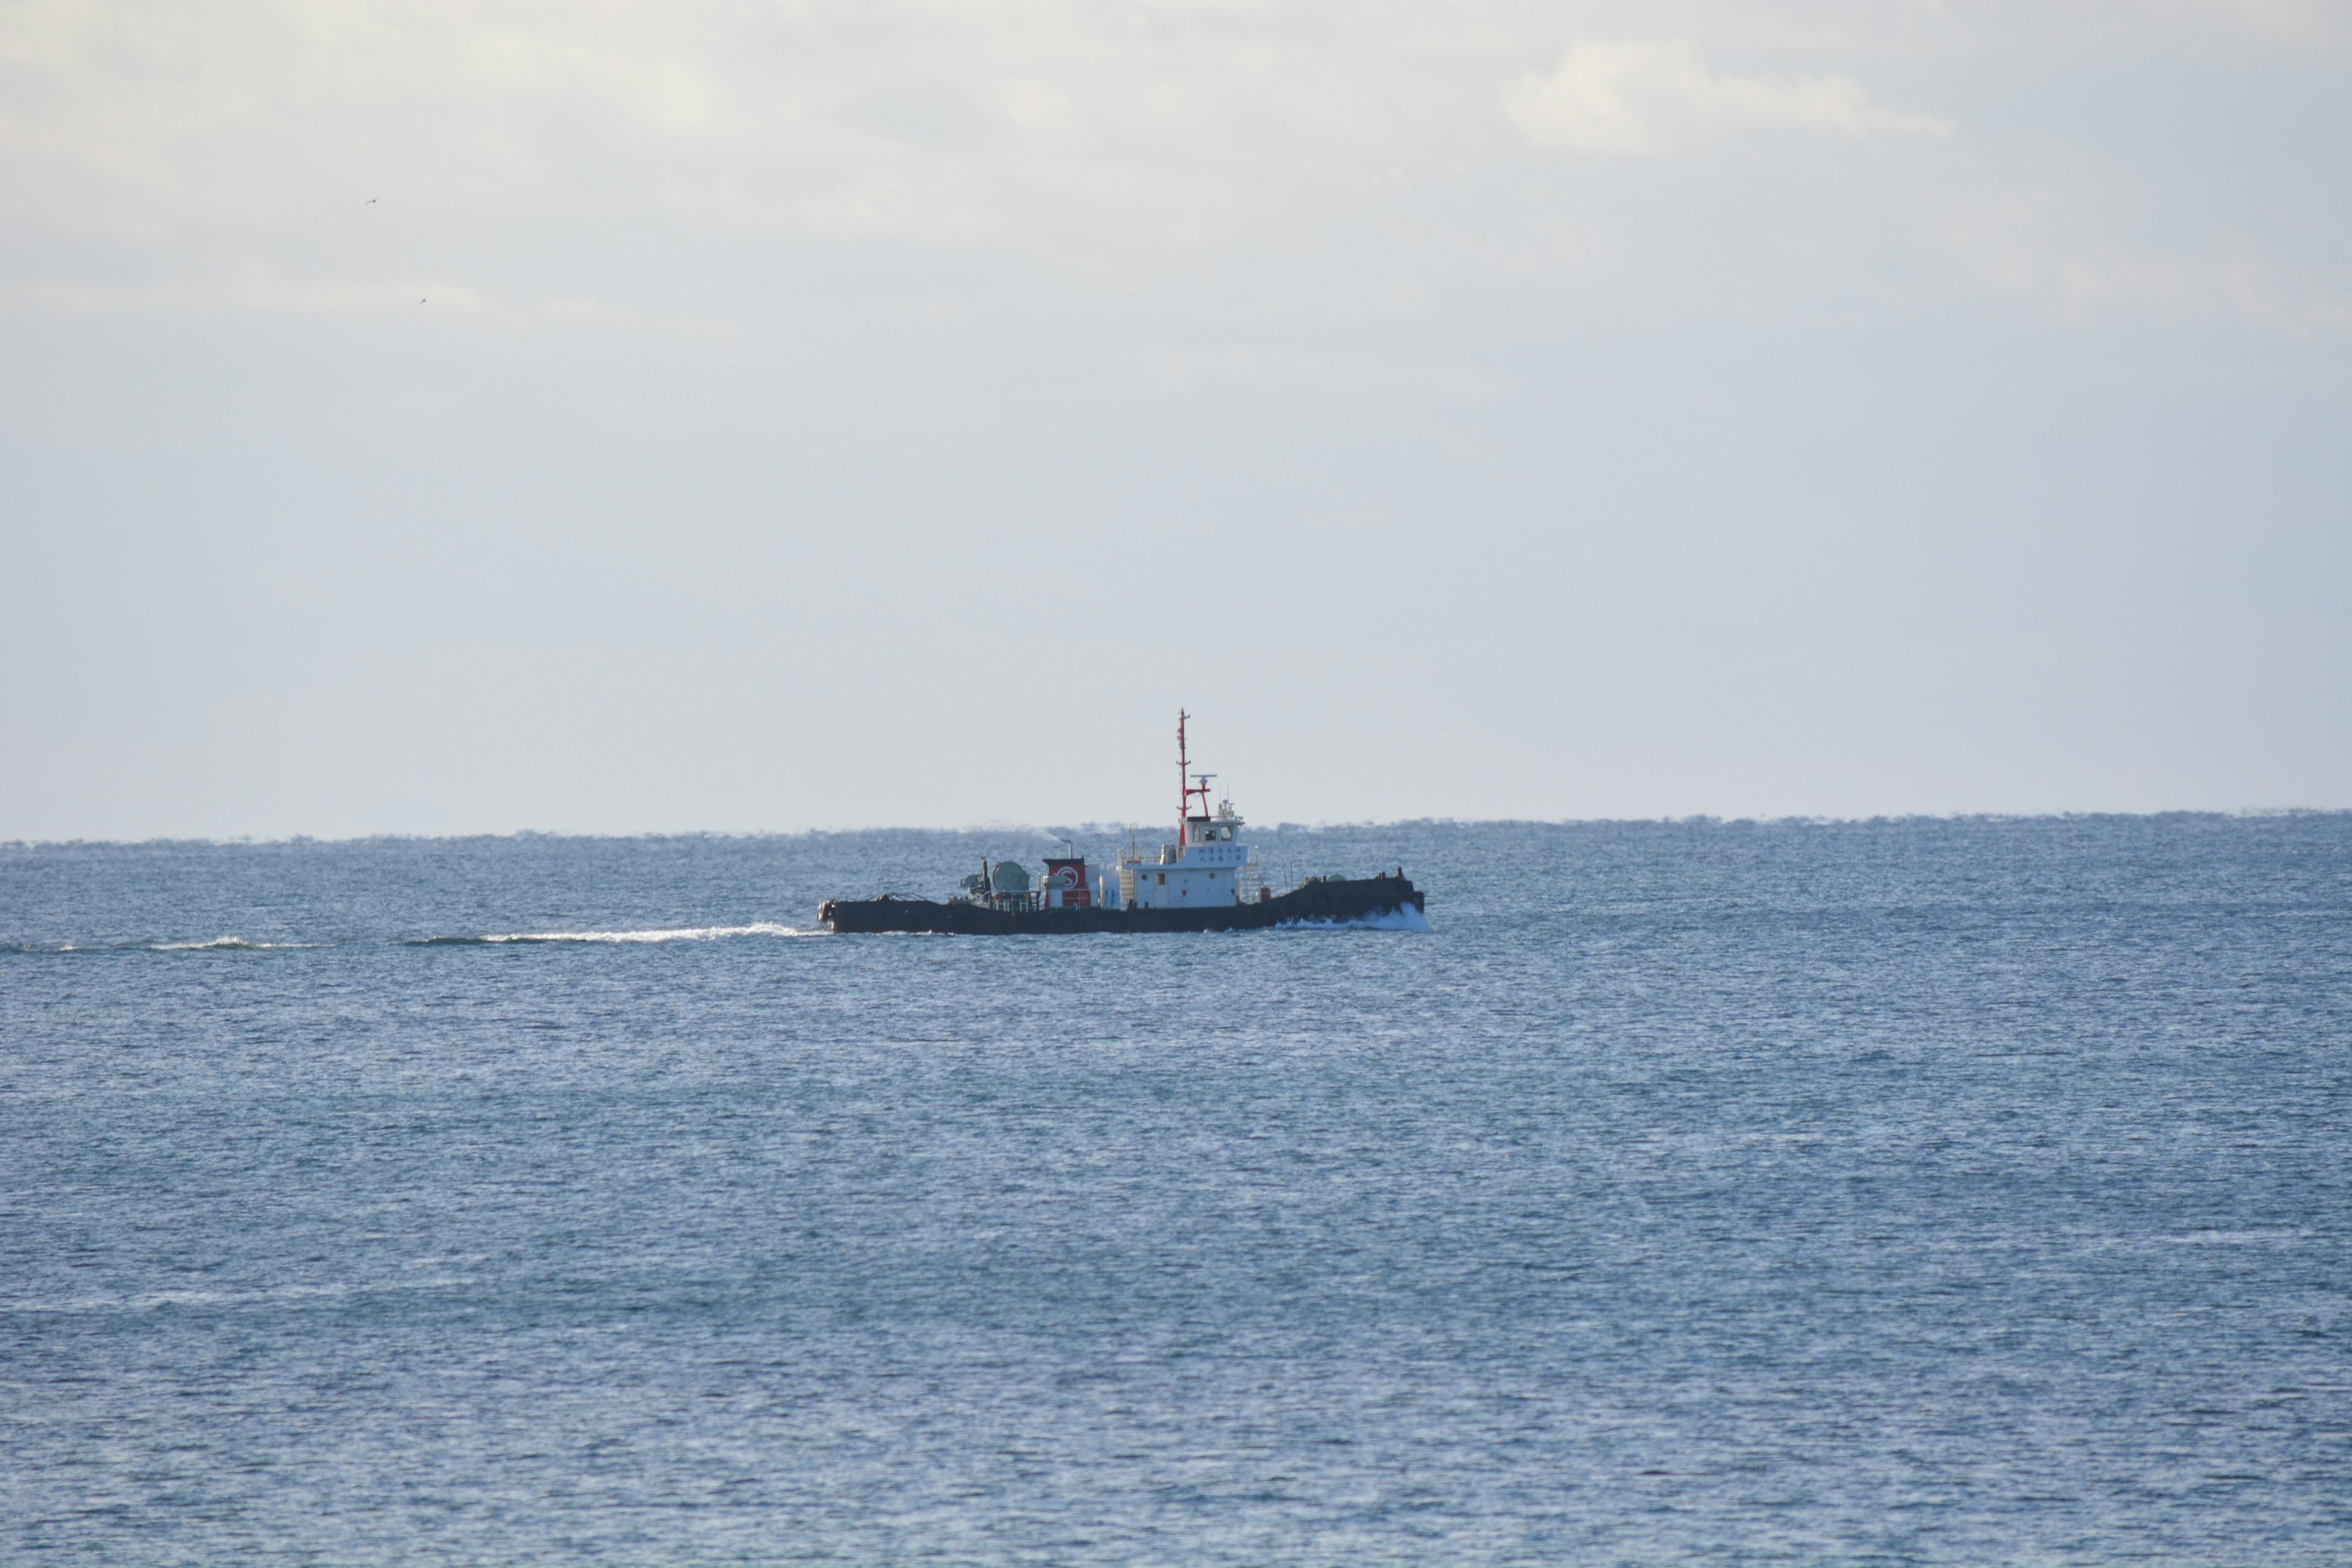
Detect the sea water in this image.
<box><xmin>2</xmin><ymin>817</ymin><xmax>2347</xmax><ymax>1564</ymax></box>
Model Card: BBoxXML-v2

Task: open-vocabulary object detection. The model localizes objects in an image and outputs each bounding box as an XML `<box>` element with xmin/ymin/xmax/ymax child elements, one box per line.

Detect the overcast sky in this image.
<box><xmin>3</xmin><ymin>0</ymin><xmax>2346</xmax><ymax>838</ymax></box>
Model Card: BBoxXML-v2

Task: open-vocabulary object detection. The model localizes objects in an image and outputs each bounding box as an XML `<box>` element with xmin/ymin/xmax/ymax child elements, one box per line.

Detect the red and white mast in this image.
<box><xmin>1177</xmin><ymin>709</ymin><xmax>1212</xmax><ymax>840</ymax></box>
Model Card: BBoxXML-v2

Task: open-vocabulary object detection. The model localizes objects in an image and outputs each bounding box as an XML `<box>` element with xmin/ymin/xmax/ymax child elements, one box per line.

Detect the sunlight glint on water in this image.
<box><xmin>2</xmin><ymin>818</ymin><xmax>2348</xmax><ymax>1564</ymax></box>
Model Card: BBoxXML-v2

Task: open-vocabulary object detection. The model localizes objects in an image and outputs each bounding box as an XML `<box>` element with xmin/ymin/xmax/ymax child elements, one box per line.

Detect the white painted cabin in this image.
<box><xmin>1118</xmin><ymin>799</ymin><xmax>1265</xmax><ymax>910</ymax></box>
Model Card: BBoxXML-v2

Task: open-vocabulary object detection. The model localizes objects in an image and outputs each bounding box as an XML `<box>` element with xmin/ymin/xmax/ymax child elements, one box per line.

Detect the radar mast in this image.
<box><xmin>1177</xmin><ymin>709</ymin><xmax>1213</xmax><ymax>832</ymax></box>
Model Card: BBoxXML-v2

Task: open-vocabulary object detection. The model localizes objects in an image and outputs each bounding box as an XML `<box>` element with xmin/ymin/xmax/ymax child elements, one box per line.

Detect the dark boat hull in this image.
<box><xmin>820</xmin><ymin>874</ymin><xmax>1425</xmax><ymax>935</ymax></box>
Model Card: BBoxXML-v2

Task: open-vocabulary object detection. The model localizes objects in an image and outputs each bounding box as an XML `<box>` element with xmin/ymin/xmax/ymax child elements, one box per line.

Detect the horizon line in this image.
<box><xmin>5</xmin><ymin>806</ymin><xmax>2346</xmax><ymax>851</ymax></box>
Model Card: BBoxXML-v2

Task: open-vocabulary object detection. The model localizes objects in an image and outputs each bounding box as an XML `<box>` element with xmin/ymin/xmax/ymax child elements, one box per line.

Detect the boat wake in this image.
<box><xmin>1276</xmin><ymin>905</ymin><xmax>1434</xmax><ymax>933</ymax></box>
<box><xmin>410</xmin><ymin>922</ymin><xmax>819</xmax><ymax>946</ymax></box>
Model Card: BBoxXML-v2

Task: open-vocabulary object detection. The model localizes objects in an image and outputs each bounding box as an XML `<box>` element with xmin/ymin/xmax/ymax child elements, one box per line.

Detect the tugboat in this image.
<box><xmin>818</xmin><ymin>712</ymin><xmax>1428</xmax><ymax>935</ymax></box>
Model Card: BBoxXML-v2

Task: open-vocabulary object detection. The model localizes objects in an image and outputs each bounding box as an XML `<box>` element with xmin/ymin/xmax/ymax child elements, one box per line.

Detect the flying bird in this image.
<box><xmin>365</xmin><ymin>198</ymin><xmax>377</xmax><ymax>205</ymax></box>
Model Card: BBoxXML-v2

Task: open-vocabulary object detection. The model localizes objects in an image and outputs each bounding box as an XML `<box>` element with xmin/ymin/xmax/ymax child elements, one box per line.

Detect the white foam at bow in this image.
<box><xmin>1276</xmin><ymin>905</ymin><xmax>1434</xmax><ymax>932</ymax></box>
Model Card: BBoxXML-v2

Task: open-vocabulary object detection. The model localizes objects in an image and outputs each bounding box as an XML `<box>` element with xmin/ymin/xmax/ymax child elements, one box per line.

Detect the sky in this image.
<box><xmin>2</xmin><ymin>0</ymin><xmax>2347</xmax><ymax>839</ymax></box>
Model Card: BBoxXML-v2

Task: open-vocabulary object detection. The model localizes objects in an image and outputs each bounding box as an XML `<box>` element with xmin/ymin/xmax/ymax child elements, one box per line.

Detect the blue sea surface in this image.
<box><xmin>3</xmin><ymin>816</ymin><xmax>2348</xmax><ymax>1564</ymax></box>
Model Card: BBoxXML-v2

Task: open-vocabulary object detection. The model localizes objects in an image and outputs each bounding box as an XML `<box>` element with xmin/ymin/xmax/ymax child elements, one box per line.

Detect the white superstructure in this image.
<box><xmin>1116</xmin><ymin>713</ymin><xmax>1268</xmax><ymax>911</ymax></box>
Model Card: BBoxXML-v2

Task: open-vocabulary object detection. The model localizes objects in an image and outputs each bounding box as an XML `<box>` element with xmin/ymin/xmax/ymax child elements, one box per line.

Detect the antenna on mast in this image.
<box><xmin>1176</xmin><ymin>708</ymin><xmax>1218</xmax><ymax>846</ymax></box>
<box><xmin>1176</xmin><ymin>709</ymin><xmax>1188</xmax><ymax>827</ymax></box>
<box><xmin>1177</xmin><ymin>709</ymin><xmax>1213</xmax><ymax>834</ymax></box>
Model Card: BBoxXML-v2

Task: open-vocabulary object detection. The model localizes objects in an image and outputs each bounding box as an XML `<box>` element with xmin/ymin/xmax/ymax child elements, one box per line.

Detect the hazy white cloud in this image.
<box><xmin>999</xmin><ymin>77</ymin><xmax>1090</xmax><ymax>141</ymax></box>
<box><xmin>1502</xmin><ymin>39</ymin><xmax>1950</xmax><ymax>156</ymax></box>
<box><xmin>1</xmin><ymin>1</ymin><xmax>2331</xmax><ymax>337</ymax></box>
<box><xmin>1</xmin><ymin>2</ymin><xmax>2347</xmax><ymax>835</ymax></box>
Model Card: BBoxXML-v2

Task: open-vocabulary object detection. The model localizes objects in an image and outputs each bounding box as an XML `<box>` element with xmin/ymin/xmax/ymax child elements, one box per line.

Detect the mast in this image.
<box><xmin>1176</xmin><ymin>709</ymin><xmax>1188</xmax><ymax>832</ymax></box>
<box><xmin>1177</xmin><ymin>709</ymin><xmax>1212</xmax><ymax>839</ymax></box>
